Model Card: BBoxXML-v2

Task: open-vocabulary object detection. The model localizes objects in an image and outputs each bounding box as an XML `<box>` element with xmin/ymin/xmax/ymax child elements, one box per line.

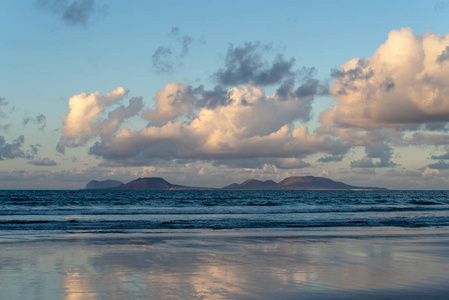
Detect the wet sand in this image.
<box><xmin>1</xmin><ymin>229</ymin><xmax>449</xmax><ymax>299</ymax></box>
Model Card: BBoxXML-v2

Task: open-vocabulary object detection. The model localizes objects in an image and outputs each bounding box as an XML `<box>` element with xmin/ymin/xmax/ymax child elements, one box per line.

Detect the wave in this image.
<box><xmin>0</xmin><ymin>204</ymin><xmax>448</xmax><ymax>216</ymax></box>
<box><xmin>409</xmin><ymin>200</ymin><xmax>441</xmax><ymax>205</ymax></box>
<box><xmin>1</xmin><ymin>215</ymin><xmax>449</xmax><ymax>231</ymax></box>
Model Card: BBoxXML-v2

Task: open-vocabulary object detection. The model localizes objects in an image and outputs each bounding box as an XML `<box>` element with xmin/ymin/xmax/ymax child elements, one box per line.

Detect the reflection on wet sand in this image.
<box><xmin>1</xmin><ymin>232</ymin><xmax>449</xmax><ymax>299</ymax></box>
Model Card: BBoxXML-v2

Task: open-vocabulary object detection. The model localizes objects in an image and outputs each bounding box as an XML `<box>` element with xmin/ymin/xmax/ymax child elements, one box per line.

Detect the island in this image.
<box><xmin>84</xmin><ymin>176</ymin><xmax>386</xmax><ymax>191</ymax></box>
<box><xmin>85</xmin><ymin>179</ymin><xmax>124</xmax><ymax>190</ymax></box>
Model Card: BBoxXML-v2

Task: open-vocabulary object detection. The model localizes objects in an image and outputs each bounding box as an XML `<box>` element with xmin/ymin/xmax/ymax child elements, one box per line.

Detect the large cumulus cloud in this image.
<box><xmin>58</xmin><ymin>77</ymin><xmax>343</xmax><ymax>167</ymax></box>
<box><xmin>88</xmin><ymin>83</ymin><xmax>344</xmax><ymax>166</ymax></box>
<box><xmin>316</xmin><ymin>28</ymin><xmax>449</xmax><ymax>170</ymax></box>
<box><xmin>57</xmin><ymin>87</ymin><xmax>144</xmax><ymax>152</ymax></box>
<box><xmin>321</xmin><ymin>28</ymin><xmax>449</xmax><ymax>129</ymax></box>
<box><xmin>58</xmin><ymin>38</ymin><xmax>337</xmax><ymax>168</ymax></box>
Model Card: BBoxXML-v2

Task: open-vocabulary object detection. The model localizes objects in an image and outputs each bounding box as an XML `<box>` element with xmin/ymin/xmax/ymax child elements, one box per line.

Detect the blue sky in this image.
<box><xmin>2</xmin><ymin>0</ymin><xmax>449</xmax><ymax>189</ymax></box>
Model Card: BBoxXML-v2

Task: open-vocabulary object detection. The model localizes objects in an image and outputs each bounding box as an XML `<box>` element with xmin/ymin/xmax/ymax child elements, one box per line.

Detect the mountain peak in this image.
<box><xmin>116</xmin><ymin>177</ymin><xmax>176</xmax><ymax>190</ymax></box>
<box><xmin>227</xmin><ymin>179</ymin><xmax>278</xmax><ymax>190</ymax></box>
<box><xmin>223</xmin><ymin>176</ymin><xmax>384</xmax><ymax>190</ymax></box>
<box><xmin>85</xmin><ymin>179</ymin><xmax>123</xmax><ymax>190</ymax></box>
<box><xmin>278</xmin><ymin>176</ymin><xmax>354</xmax><ymax>190</ymax></box>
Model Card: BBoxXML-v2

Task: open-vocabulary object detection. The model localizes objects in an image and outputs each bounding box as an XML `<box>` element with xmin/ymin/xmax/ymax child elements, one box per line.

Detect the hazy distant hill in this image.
<box><xmin>114</xmin><ymin>177</ymin><xmax>180</xmax><ymax>190</ymax></box>
<box><xmin>85</xmin><ymin>180</ymin><xmax>123</xmax><ymax>190</ymax></box>
<box><xmin>86</xmin><ymin>176</ymin><xmax>385</xmax><ymax>191</ymax></box>
<box><xmin>277</xmin><ymin>176</ymin><xmax>355</xmax><ymax>190</ymax></box>
<box><xmin>113</xmin><ymin>177</ymin><xmax>211</xmax><ymax>190</ymax></box>
<box><xmin>222</xmin><ymin>179</ymin><xmax>277</xmax><ymax>190</ymax></box>
<box><xmin>222</xmin><ymin>176</ymin><xmax>385</xmax><ymax>190</ymax></box>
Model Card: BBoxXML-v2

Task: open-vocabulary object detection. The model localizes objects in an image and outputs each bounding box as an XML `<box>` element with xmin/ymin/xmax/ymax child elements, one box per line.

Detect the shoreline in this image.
<box><xmin>1</xmin><ymin>226</ymin><xmax>449</xmax><ymax>243</ymax></box>
<box><xmin>1</xmin><ymin>227</ymin><xmax>449</xmax><ymax>299</ymax></box>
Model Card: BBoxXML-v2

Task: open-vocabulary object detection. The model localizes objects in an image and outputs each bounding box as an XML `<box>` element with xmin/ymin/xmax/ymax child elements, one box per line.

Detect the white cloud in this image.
<box><xmin>143</xmin><ymin>82</ymin><xmax>194</xmax><ymax>123</ymax></box>
<box><xmin>316</xmin><ymin>28</ymin><xmax>449</xmax><ymax>170</ymax></box>
<box><xmin>322</xmin><ymin>28</ymin><xmax>449</xmax><ymax>128</ymax></box>
<box><xmin>88</xmin><ymin>83</ymin><xmax>344</xmax><ymax>165</ymax></box>
<box><xmin>57</xmin><ymin>86</ymin><xmax>130</xmax><ymax>152</ymax></box>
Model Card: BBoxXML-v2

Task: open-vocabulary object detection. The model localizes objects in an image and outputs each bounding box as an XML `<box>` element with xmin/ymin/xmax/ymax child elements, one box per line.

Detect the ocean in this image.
<box><xmin>2</xmin><ymin>190</ymin><xmax>449</xmax><ymax>299</ymax></box>
<box><xmin>1</xmin><ymin>190</ymin><xmax>448</xmax><ymax>236</ymax></box>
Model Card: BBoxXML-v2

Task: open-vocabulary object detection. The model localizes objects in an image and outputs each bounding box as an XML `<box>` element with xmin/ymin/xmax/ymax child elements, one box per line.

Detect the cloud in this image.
<box><xmin>350</xmin><ymin>143</ymin><xmax>396</xmax><ymax>168</ymax></box>
<box><xmin>352</xmin><ymin>168</ymin><xmax>376</xmax><ymax>175</ymax></box>
<box><xmin>76</xmin><ymin>83</ymin><xmax>345</xmax><ymax>166</ymax></box>
<box><xmin>387</xmin><ymin>168</ymin><xmax>424</xmax><ymax>178</ymax></box>
<box><xmin>23</xmin><ymin>114</ymin><xmax>47</xmax><ymax>130</ymax></box>
<box><xmin>36</xmin><ymin>0</ymin><xmax>108</xmax><ymax>26</ymax></box>
<box><xmin>321</xmin><ymin>28</ymin><xmax>449</xmax><ymax>128</ymax></box>
<box><xmin>180</xmin><ymin>36</ymin><xmax>193</xmax><ymax>57</ymax></box>
<box><xmin>60</xmin><ymin>35</ymin><xmax>343</xmax><ymax>169</ymax></box>
<box><xmin>0</xmin><ymin>135</ymin><xmax>28</xmax><ymax>160</ymax></box>
<box><xmin>387</xmin><ymin>167</ymin><xmax>441</xmax><ymax>180</ymax></box>
<box><xmin>0</xmin><ymin>96</ymin><xmax>8</xmax><ymax>107</ymax></box>
<box><xmin>152</xmin><ymin>46</ymin><xmax>174</xmax><ymax>75</ymax></box>
<box><xmin>169</xmin><ymin>27</ymin><xmax>180</xmax><ymax>36</ymax></box>
<box><xmin>143</xmin><ymin>82</ymin><xmax>194</xmax><ymax>123</ymax></box>
<box><xmin>435</xmin><ymin>2</ymin><xmax>449</xmax><ymax>12</ymax></box>
<box><xmin>30</xmin><ymin>144</ymin><xmax>41</xmax><ymax>157</ymax></box>
<box><xmin>191</xmin><ymin>85</ymin><xmax>228</xmax><ymax>109</ymax></box>
<box><xmin>28</xmin><ymin>157</ymin><xmax>57</xmax><ymax>166</ymax></box>
<box><xmin>423</xmin><ymin>122</ymin><xmax>449</xmax><ymax>131</ymax></box>
<box><xmin>142</xmin><ymin>83</ymin><xmax>231</xmax><ymax>123</ymax></box>
<box><xmin>62</xmin><ymin>0</ymin><xmax>95</xmax><ymax>25</ymax></box>
<box><xmin>427</xmin><ymin>160</ymin><xmax>449</xmax><ymax>170</ymax></box>
<box><xmin>0</xmin><ymin>124</ymin><xmax>11</xmax><ymax>131</ymax></box>
<box><xmin>210</xmin><ymin>157</ymin><xmax>311</xmax><ymax>170</ymax></box>
<box><xmin>436</xmin><ymin>46</ymin><xmax>449</xmax><ymax>63</ymax></box>
<box><xmin>0</xmin><ymin>96</ymin><xmax>9</xmax><ymax>117</ymax></box>
<box><xmin>57</xmin><ymin>86</ymin><xmax>131</xmax><ymax>152</ymax></box>
<box><xmin>271</xmin><ymin>158</ymin><xmax>311</xmax><ymax>169</ymax></box>
<box><xmin>318</xmin><ymin>155</ymin><xmax>344</xmax><ymax>163</ymax></box>
<box><xmin>167</xmin><ymin>26</ymin><xmax>193</xmax><ymax>57</ymax></box>
<box><xmin>213</xmin><ymin>42</ymin><xmax>296</xmax><ymax>86</ymax></box>
<box><xmin>0</xmin><ymin>166</ymin><xmax>134</xmax><ymax>189</ymax></box>
<box><xmin>0</xmin><ymin>97</ymin><xmax>11</xmax><ymax>130</ymax></box>
<box><xmin>151</xmin><ymin>27</ymin><xmax>195</xmax><ymax>74</ymax></box>
<box><xmin>57</xmin><ymin>42</ymin><xmax>363</xmax><ymax>169</ymax></box>
<box><xmin>101</xmin><ymin>96</ymin><xmax>144</xmax><ymax>135</ymax></box>
<box><xmin>142</xmin><ymin>79</ymin><xmax>318</xmax><ymax>125</ymax></box>
<box><xmin>431</xmin><ymin>151</ymin><xmax>449</xmax><ymax>160</ymax></box>
<box><xmin>407</xmin><ymin>132</ymin><xmax>449</xmax><ymax>146</ymax></box>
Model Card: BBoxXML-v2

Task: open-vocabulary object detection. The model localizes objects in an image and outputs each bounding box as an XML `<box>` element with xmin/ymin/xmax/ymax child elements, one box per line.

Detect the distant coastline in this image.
<box><xmin>84</xmin><ymin>176</ymin><xmax>386</xmax><ymax>191</ymax></box>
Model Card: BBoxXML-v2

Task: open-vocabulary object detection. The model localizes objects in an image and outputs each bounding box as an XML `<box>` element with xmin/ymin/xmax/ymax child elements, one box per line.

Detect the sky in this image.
<box><xmin>2</xmin><ymin>0</ymin><xmax>449</xmax><ymax>189</ymax></box>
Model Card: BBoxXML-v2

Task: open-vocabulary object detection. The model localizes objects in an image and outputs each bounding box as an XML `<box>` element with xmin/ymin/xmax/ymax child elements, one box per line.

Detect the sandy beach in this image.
<box><xmin>1</xmin><ymin>229</ymin><xmax>448</xmax><ymax>299</ymax></box>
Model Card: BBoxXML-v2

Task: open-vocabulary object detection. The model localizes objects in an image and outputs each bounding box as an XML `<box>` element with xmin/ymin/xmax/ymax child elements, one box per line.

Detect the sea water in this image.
<box><xmin>1</xmin><ymin>190</ymin><xmax>448</xmax><ymax>236</ymax></box>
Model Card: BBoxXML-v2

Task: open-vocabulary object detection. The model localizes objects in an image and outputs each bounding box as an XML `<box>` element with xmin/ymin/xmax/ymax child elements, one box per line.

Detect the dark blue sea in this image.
<box><xmin>1</xmin><ymin>190</ymin><xmax>449</xmax><ymax>236</ymax></box>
